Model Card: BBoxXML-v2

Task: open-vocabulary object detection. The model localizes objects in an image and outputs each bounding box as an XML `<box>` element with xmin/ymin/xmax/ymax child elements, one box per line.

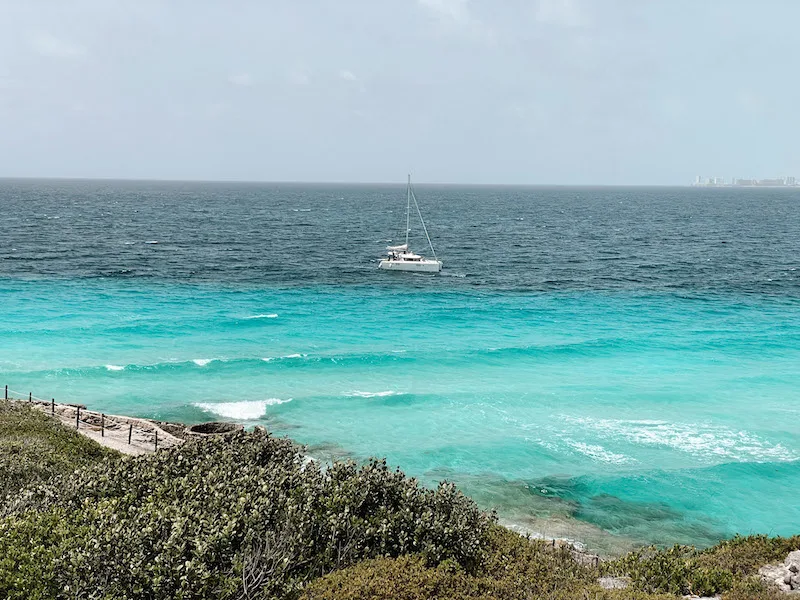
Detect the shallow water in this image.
<box><xmin>1</xmin><ymin>179</ymin><xmax>799</xmax><ymax>552</ymax></box>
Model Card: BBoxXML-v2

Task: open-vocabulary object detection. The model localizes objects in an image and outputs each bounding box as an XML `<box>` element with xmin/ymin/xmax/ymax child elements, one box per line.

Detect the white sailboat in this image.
<box><xmin>379</xmin><ymin>175</ymin><xmax>442</xmax><ymax>273</ymax></box>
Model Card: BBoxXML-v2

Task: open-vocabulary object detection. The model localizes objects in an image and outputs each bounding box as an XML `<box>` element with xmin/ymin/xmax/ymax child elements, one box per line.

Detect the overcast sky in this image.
<box><xmin>1</xmin><ymin>1</ymin><xmax>799</xmax><ymax>184</ymax></box>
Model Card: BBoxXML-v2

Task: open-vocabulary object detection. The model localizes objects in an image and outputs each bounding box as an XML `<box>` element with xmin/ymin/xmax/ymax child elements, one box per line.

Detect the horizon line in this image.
<box><xmin>0</xmin><ymin>175</ymin><xmax>703</xmax><ymax>188</ymax></box>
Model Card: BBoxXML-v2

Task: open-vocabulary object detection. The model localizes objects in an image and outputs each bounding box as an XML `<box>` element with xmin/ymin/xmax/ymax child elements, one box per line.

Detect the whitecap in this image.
<box><xmin>193</xmin><ymin>398</ymin><xmax>291</xmax><ymax>420</ymax></box>
<box><xmin>564</xmin><ymin>440</ymin><xmax>635</xmax><ymax>465</ymax></box>
<box><xmin>261</xmin><ymin>353</ymin><xmax>307</xmax><ymax>362</ymax></box>
<box><xmin>105</xmin><ymin>364</ymin><xmax>125</xmax><ymax>371</ymax></box>
<box><xmin>245</xmin><ymin>314</ymin><xmax>278</xmax><ymax>319</ymax></box>
<box><xmin>345</xmin><ymin>390</ymin><xmax>399</xmax><ymax>398</ymax></box>
<box><xmin>562</xmin><ymin>416</ymin><xmax>797</xmax><ymax>463</ymax></box>
<box><xmin>144</xmin><ymin>240</ymin><xmax>159</xmax><ymax>244</ymax></box>
<box><xmin>192</xmin><ymin>358</ymin><xmax>213</xmax><ymax>367</ymax></box>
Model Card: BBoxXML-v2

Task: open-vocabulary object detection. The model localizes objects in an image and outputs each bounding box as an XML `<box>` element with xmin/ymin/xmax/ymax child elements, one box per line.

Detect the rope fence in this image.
<box><xmin>4</xmin><ymin>384</ymin><xmax>170</xmax><ymax>452</ymax></box>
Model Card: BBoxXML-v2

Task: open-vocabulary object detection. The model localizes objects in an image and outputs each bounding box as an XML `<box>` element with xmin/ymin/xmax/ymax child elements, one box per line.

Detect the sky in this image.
<box><xmin>1</xmin><ymin>0</ymin><xmax>799</xmax><ymax>185</ymax></box>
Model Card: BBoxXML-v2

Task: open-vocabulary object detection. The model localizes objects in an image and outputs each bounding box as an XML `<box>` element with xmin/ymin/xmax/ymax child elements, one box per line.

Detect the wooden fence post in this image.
<box><xmin>154</xmin><ymin>430</ymin><xmax>158</xmax><ymax>452</ymax></box>
<box><xmin>76</xmin><ymin>407</ymin><xmax>80</xmax><ymax>429</ymax></box>
<box><xmin>101</xmin><ymin>414</ymin><xmax>105</xmax><ymax>437</ymax></box>
<box><xmin>128</xmin><ymin>424</ymin><xmax>132</xmax><ymax>444</ymax></box>
<box><xmin>29</xmin><ymin>392</ymin><xmax>32</xmax><ymax>403</ymax></box>
<box><xmin>51</xmin><ymin>398</ymin><xmax>55</xmax><ymax>415</ymax></box>
<box><xmin>4</xmin><ymin>385</ymin><xmax>7</xmax><ymax>400</ymax></box>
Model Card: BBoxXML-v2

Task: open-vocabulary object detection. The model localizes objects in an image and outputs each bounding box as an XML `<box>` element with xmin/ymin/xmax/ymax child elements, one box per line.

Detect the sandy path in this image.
<box><xmin>9</xmin><ymin>397</ymin><xmax>183</xmax><ymax>456</ymax></box>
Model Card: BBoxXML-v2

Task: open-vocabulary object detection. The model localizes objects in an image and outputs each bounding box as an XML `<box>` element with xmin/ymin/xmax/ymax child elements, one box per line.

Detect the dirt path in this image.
<box><xmin>10</xmin><ymin>397</ymin><xmax>183</xmax><ymax>456</ymax></box>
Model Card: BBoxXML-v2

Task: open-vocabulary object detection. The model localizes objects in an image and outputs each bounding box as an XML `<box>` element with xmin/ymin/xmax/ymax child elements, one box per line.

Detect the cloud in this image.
<box><xmin>417</xmin><ymin>0</ymin><xmax>494</xmax><ymax>42</ymax></box>
<box><xmin>29</xmin><ymin>31</ymin><xmax>86</xmax><ymax>59</ymax></box>
<box><xmin>228</xmin><ymin>73</ymin><xmax>254</xmax><ymax>87</ymax></box>
<box><xmin>737</xmin><ymin>90</ymin><xmax>763</xmax><ymax>113</ymax></box>
<box><xmin>534</xmin><ymin>0</ymin><xmax>586</xmax><ymax>28</ymax></box>
<box><xmin>418</xmin><ymin>0</ymin><xmax>470</xmax><ymax>22</ymax></box>
<box><xmin>339</xmin><ymin>69</ymin><xmax>358</xmax><ymax>82</ymax></box>
<box><xmin>288</xmin><ymin>69</ymin><xmax>310</xmax><ymax>86</ymax></box>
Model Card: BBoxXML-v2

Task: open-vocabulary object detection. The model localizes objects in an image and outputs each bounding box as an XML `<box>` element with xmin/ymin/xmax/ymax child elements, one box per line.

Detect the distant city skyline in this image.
<box><xmin>2</xmin><ymin>1</ymin><xmax>800</xmax><ymax>184</ymax></box>
<box><xmin>692</xmin><ymin>175</ymin><xmax>799</xmax><ymax>187</ymax></box>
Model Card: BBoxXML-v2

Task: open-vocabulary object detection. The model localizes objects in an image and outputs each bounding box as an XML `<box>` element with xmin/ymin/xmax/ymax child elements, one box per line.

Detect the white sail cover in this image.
<box><xmin>386</xmin><ymin>244</ymin><xmax>408</xmax><ymax>251</ymax></box>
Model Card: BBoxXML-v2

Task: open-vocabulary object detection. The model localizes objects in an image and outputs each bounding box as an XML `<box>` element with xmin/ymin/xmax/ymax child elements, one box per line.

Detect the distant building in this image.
<box><xmin>693</xmin><ymin>175</ymin><xmax>798</xmax><ymax>187</ymax></box>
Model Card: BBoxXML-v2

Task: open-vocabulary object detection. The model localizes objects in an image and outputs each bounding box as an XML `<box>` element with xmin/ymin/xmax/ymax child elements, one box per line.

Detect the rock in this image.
<box><xmin>185</xmin><ymin>421</ymin><xmax>244</xmax><ymax>437</ymax></box>
<box><xmin>597</xmin><ymin>576</ymin><xmax>629</xmax><ymax>590</ymax></box>
<box><xmin>760</xmin><ymin>549</ymin><xmax>800</xmax><ymax>594</ymax></box>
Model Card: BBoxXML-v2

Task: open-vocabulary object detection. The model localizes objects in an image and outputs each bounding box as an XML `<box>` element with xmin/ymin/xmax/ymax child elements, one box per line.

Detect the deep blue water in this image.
<box><xmin>1</xmin><ymin>179</ymin><xmax>799</xmax><ymax>553</ymax></box>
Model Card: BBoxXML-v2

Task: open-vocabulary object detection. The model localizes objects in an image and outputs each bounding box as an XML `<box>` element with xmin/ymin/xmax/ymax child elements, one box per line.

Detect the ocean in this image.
<box><xmin>1</xmin><ymin>178</ymin><xmax>799</xmax><ymax>553</ymax></box>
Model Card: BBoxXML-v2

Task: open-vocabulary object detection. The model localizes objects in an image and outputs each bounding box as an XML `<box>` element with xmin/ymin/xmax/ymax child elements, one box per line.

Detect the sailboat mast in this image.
<box><xmin>405</xmin><ymin>174</ymin><xmax>411</xmax><ymax>248</ymax></box>
<box><xmin>409</xmin><ymin>181</ymin><xmax>438</xmax><ymax>261</ymax></box>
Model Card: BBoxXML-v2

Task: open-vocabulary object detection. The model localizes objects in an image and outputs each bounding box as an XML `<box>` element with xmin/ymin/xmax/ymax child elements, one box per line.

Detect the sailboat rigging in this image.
<box><xmin>378</xmin><ymin>175</ymin><xmax>443</xmax><ymax>273</ymax></box>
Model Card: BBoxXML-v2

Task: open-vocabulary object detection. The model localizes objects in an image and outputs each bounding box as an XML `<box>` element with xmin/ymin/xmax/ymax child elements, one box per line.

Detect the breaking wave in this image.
<box><xmin>193</xmin><ymin>398</ymin><xmax>292</xmax><ymax>420</ymax></box>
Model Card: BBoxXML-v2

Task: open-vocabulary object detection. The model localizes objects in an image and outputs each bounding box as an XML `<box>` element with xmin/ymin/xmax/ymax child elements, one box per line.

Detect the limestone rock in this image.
<box><xmin>597</xmin><ymin>576</ymin><xmax>629</xmax><ymax>590</ymax></box>
<box><xmin>759</xmin><ymin>549</ymin><xmax>800</xmax><ymax>594</ymax></box>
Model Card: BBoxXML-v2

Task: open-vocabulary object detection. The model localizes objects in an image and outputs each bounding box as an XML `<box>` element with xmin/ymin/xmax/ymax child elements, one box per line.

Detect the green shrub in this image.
<box><xmin>697</xmin><ymin>533</ymin><xmax>800</xmax><ymax>576</ymax></box>
<box><xmin>721</xmin><ymin>577</ymin><xmax>789</xmax><ymax>600</ymax></box>
<box><xmin>0</xmin><ymin>429</ymin><xmax>492</xmax><ymax>599</ymax></box>
<box><xmin>0</xmin><ymin>401</ymin><xmax>118</xmax><ymax>503</ymax></box>
<box><xmin>605</xmin><ymin>534</ymin><xmax>800</xmax><ymax>597</ymax></box>
<box><xmin>605</xmin><ymin>544</ymin><xmax>733</xmax><ymax>596</ymax></box>
<box><xmin>301</xmin><ymin>527</ymin><xmax>676</xmax><ymax>600</ymax></box>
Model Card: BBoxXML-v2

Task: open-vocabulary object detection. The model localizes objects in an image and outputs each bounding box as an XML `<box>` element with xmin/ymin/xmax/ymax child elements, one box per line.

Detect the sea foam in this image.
<box><xmin>193</xmin><ymin>398</ymin><xmax>292</xmax><ymax>420</ymax></box>
<box><xmin>564</xmin><ymin>440</ymin><xmax>635</xmax><ymax>465</ymax></box>
<box><xmin>563</xmin><ymin>416</ymin><xmax>797</xmax><ymax>463</ymax></box>
<box><xmin>105</xmin><ymin>364</ymin><xmax>125</xmax><ymax>371</ymax></box>
<box><xmin>345</xmin><ymin>390</ymin><xmax>399</xmax><ymax>398</ymax></box>
<box><xmin>245</xmin><ymin>314</ymin><xmax>278</xmax><ymax>319</ymax></box>
<box><xmin>192</xmin><ymin>358</ymin><xmax>214</xmax><ymax>367</ymax></box>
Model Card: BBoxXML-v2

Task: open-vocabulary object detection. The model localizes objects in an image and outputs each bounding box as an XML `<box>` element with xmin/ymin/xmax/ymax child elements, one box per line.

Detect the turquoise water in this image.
<box><xmin>2</xmin><ymin>279</ymin><xmax>798</xmax><ymax>552</ymax></box>
<box><xmin>2</xmin><ymin>180</ymin><xmax>799</xmax><ymax>553</ymax></box>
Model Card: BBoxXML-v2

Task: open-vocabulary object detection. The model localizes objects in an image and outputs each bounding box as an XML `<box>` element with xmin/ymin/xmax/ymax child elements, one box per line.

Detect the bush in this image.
<box><xmin>722</xmin><ymin>577</ymin><xmax>789</xmax><ymax>600</ymax></box>
<box><xmin>605</xmin><ymin>534</ymin><xmax>800</xmax><ymax>597</ymax></box>
<box><xmin>0</xmin><ymin>429</ymin><xmax>493</xmax><ymax>599</ymax></box>
<box><xmin>696</xmin><ymin>533</ymin><xmax>800</xmax><ymax>576</ymax></box>
<box><xmin>301</xmin><ymin>526</ymin><xmax>676</xmax><ymax>600</ymax></box>
<box><xmin>0</xmin><ymin>401</ymin><xmax>118</xmax><ymax>503</ymax></box>
<box><xmin>605</xmin><ymin>544</ymin><xmax>733</xmax><ymax>596</ymax></box>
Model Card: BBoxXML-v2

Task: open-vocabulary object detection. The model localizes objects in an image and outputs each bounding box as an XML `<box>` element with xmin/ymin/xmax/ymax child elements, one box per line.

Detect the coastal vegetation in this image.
<box><xmin>0</xmin><ymin>401</ymin><xmax>118</xmax><ymax>499</ymax></box>
<box><xmin>0</xmin><ymin>401</ymin><xmax>796</xmax><ymax>599</ymax></box>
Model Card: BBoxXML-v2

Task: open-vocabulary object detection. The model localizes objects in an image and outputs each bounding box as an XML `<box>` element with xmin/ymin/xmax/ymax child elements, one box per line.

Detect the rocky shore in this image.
<box><xmin>760</xmin><ymin>550</ymin><xmax>800</xmax><ymax>594</ymax></box>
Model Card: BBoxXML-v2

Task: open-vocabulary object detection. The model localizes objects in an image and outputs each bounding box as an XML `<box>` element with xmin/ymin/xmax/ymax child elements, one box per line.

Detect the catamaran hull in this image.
<box><xmin>378</xmin><ymin>259</ymin><xmax>442</xmax><ymax>273</ymax></box>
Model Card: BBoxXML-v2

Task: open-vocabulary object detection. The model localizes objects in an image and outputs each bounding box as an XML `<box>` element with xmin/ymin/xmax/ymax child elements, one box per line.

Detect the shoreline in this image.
<box><xmin>3</xmin><ymin>392</ymin><xmax>607</xmax><ymax>561</ymax></box>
